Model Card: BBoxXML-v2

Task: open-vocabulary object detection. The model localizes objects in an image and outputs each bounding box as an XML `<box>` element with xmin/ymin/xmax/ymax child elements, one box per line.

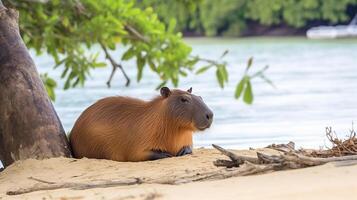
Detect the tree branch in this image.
<box><xmin>100</xmin><ymin>43</ymin><xmax>130</xmax><ymax>87</ymax></box>
<box><xmin>194</xmin><ymin>56</ymin><xmax>222</xmax><ymax>66</ymax></box>
<box><xmin>124</xmin><ymin>24</ymin><xmax>150</xmax><ymax>43</ymax></box>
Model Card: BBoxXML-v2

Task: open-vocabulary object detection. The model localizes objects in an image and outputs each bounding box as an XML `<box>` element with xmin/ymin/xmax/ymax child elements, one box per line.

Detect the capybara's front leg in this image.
<box><xmin>176</xmin><ymin>146</ymin><xmax>192</xmax><ymax>156</ymax></box>
<box><xmin>149</xmin><ymin>149</ymin><xmax>173</xmax><ymax>160</ymax></box>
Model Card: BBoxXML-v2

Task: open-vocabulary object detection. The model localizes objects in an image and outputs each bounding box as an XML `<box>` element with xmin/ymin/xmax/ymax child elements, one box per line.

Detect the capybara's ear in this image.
<box><xmin>187</xmin><ymin>87</ymin><xmax>192</xmax><ymax>93</ymax></box>
<box><xmin>160</xmin><ymin>87</ymin><xmax>171</xmax><ymax>98</ymax></box>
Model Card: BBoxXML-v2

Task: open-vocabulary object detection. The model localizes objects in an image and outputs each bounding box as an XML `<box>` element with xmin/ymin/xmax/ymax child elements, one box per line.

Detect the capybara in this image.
<box><xmin>69</xmin><ymin>87</ymin><xmax>213</xmax><ymax>161</ymax></box>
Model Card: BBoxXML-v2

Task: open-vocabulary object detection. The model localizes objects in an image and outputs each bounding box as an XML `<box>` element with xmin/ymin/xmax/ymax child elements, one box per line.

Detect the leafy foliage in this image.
<box><xmin>3</xmin><ymin>1</ymin><xmax>219</xmax><ymax>93</ymax></box>
<box><xmin>136</xmin><ymin>0</ymin><xmax>202</xmax><ymax>34</ymax></box>
<box><xmin>3</xmin><ymin>0</ymin><xmax>271</xmax><ymax>104</ymax></box>
<box><xmin>140</xmin><ymin>0</ymin><xmax>357</xmax><ymax>36</ymax></box>
<box><xmin>244</xmin><ymin>0</ymin><xmax>357</xmax><ymax>27</ymax></box>
<box><xmin>235</xmin><ymin>58</ymin><xmax>273</xmax><ymax>104</ymax></box>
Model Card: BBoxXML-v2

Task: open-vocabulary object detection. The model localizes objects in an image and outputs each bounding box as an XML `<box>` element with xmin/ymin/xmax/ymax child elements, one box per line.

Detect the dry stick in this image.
<box><xmin>28</xmin><ymin>176</ymin><xmax>55</xmax><ymax>184</ymax></box>
<box><xmin>7</xmin><ymin>178</ymin><xmax>141</xmax><ymax>196</ymax></box>
<box><xmin>284</xmin><ymin>152</ymin><xmax>357</xmax><ymax>166</ymax></box>
<box><xmin>100</xmin><ymin>43</ymin><xmax>130</xmax><ymax>87</ymax></box>
<box><xmin>160</xmin><ymin>161</ymin><xmax>277</xmax><ymax>184</ymax></box>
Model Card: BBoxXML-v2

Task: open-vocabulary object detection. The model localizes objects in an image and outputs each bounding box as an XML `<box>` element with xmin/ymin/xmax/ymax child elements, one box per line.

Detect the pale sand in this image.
<box><xmin>1</xmin><ymin>148</ymin><xmax>356</xmax><ymax>200</ymax></box>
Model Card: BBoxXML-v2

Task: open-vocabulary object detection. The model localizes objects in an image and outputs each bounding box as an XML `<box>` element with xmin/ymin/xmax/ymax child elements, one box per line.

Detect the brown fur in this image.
<box><xmin>69</xmin><ymin>89</ymin><xmax>206</xmax><ymax>162</ymax></box>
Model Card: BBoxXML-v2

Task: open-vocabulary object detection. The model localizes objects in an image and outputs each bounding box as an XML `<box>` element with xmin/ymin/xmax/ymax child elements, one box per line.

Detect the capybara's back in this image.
<box><xmin>69</xmin><ymin>87</ymin><xmax>213</xmax><ymax>161</ymax></box>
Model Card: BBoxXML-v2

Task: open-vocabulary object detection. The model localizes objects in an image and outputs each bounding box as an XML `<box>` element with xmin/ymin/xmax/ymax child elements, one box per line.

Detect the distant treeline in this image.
<box><xmin>136</xmin><ymin>0</ymin><xmax>357</xmax><ymax>36</ymax></box>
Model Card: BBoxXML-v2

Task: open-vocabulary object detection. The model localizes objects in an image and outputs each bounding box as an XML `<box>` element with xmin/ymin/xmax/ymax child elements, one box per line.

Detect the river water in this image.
<box><xmin>34</xmin><ymin>37</ymin><xmax>357</xmax><ymax>149</ymax></box>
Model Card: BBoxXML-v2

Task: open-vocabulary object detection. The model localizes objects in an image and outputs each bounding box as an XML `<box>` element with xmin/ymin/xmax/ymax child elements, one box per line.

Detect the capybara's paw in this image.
<box><xmin>149</xmin><ymin>150</ymin><xmax>173</xmax><ymax>160</ymax></box>
<box><xmin>176</xmin><ymin>146</ymin><xmax>192</xmax><ymax>156</ymax></box>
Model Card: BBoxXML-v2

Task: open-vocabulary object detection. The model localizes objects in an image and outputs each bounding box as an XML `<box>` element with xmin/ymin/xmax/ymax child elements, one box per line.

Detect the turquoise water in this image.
<box><xmin>35</xmin><ymin>37</ymin><xmax>357</xmax><ymax>149</ymax></box>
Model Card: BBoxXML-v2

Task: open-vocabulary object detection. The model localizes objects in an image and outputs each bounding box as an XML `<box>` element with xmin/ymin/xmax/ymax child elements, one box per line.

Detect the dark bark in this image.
<box><xmin>0</xmin><ymin>4</ymin><xmax>72</xmax><ymax>168</ymax></box>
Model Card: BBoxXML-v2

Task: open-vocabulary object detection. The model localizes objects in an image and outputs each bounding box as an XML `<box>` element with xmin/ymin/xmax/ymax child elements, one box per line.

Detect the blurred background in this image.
<box><xmin>31</xmin><ymin>0</ymin><xmax>357</xmax><ymax>149</ymax></box>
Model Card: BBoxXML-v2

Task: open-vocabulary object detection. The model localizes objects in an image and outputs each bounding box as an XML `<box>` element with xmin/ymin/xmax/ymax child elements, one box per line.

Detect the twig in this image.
<box><xmin>125</xmin><ymin>25</ymin><xmax>150</xmax><ymax>43</ymax></box>
<box><xmin>192</xmin><ymin>56</ymin><xmax>222</xmax><ymax>66</ymax></box>
<box><xmin>7</xmin><ymin>178</ymin><xmax>141</xmax><ymax>195</ymax></box>
<box><xmin>28</xmin><ymin>176</ymin><xmax>55</xmax><ymax>184</ymax></box>
<box><xmin>100</xmin><ymin>43</ymin><xmax>130</xmax><ymax>87</ymax></box>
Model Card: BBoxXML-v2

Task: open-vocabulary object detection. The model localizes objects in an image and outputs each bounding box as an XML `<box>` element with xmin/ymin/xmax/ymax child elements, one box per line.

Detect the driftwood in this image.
<box><xmin>310</xmin><ymin>126</ymin><xmax>357</xmax><ymax>157</ymax></box>
<box><xmin>213</xmin><ymin>142</ymin><xmax>357</xmax><ymax>172</ymax></box>
<box><xmin>212</xmin><ymin>144</ymin><xmax>258</xmax><ymax>167</ymax></box>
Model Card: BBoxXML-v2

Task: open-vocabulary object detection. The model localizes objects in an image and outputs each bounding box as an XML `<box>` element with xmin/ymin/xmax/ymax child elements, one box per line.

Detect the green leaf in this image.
<box><xmin>46</xmin><ymin>85</ymin><xmax>56</xmax><ymax>101</ymax></box>
<box><xmin>235</xmin><ymin>76</ymin><xmax>247</xmax><ymax>99</ymax></box>
<box><xmin>108</xmin><ymin>43</ymin><xmax>116</xmax><ymax>50</ymax></box>
<box><xmin>41</xmin><ymin>73</ymin><xmax>57</xmax><ymax>101</ymax></box>
<box><xmin>121</xmin><ymin>48</ymin><xmax>135</xmax><ymax>60</ymax></box>
<box><xmin>155</xmin><ymin>81</ymin><xmax>167</xmax><ymax>90</ymax></box>
<box><xmin>54</xmin><ymin>59</ymin><xmax>66</xmax><ymax>69</ymax></box>
<box><xmin>195</xmin><ymin>65</ymin><xmax>212</xmax><ymax>75</ymax></box>
<box><xmin>64</xmin><ymin>79</ymin><xmax>71</xmax><ymax>90</ymax></box>
<box><xmin>93</xmin><ymin>62</ymin><xmax>107</xmax><ymax>68</ymax></box>
<box><xmin>72</xmin><ymin>77</ymin><xmax>80</xmax><ymax>87</ymax></box>
<box><xmin>148</xmin><ymin>60</ymin><xmax>157</xmax><ymax>72</ymax></box>
<box><xmin>216</xmin><ymin>68</ymin><xmax>224</xmax><ymax>88</ymax></box>
<box><xmin>61</xmin><ymin>67</ymin><xmax>69</xmax><ymax>78</ymax></box>
<box><xmin>243</xmin><ymin>80</ymin><xmax>253</xmax><ymax>104</ymax></box>
<box><xmin>179</xmin><ymin>70</ymin><xmax>188</xmax><ymax>77</ymax></box>
<box><xmin>186</xmin><ymin>57</ymin><xmax>199</xmax><ymax>66</ymax></box>
<box><xmin>136</xmin><ymin>55</ymin><xmax>145</xmax><ymax>82</ymax></box>
<box><xmin>62</xmin><ymin>16</ymin><xmax>70</xmax><ymax>27</ymax></box>
<box><xmin>172</xmin><ymin>77</ymin><xmax>178</xmax><ymax>86</ymax></box>
<box><xmin>221</xmin><ymin>65</ymin><xmax>228</xmax><ymax>82</ymax></box>
<box><xmin>46</xmin><ymin>78</ymin><xmax>57</xmax><ymax>87</ymax></box>
<box><xmin>168</xmin><ymin>18</ymin><xmax>177</xmax><ymax>33</ymax></box>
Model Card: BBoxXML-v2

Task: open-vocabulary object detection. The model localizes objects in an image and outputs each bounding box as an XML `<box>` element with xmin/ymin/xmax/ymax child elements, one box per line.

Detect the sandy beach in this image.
<box><xmin>1</xmin><ymin>147</ymin><xmax>357</xmax><ymax>200</ymax></box>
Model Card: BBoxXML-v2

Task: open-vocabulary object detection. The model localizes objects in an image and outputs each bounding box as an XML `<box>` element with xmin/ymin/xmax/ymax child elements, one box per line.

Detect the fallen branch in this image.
<box><xmin>212</xmin><ymin>143</ymin><xmax>357</xmax><ymax>172</ymax></box>
<box><xmin>265</xmin><ymin>141</ymin><xmax>295</xmax><ymax>153</ymax></box>
<box><xmin>283</xmin><ymin>152</ymin><xmax>357</xmax><ymax>166</ymax></box>
<box><xmin>7</xmin><ymin>177</ymin><xmax>141</xmax><ymax>195</ymax></box>
<box><xmin>212</xmin><ymin>144</ymin><xmax>259</xmax><ymax>166</ymax></box>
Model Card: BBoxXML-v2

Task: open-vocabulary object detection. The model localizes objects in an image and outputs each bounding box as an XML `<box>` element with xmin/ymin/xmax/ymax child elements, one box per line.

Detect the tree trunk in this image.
<box><xmin>0</xmin><ymin>3</ymin><xmax>72</xmax><ymax>168</ymax></box>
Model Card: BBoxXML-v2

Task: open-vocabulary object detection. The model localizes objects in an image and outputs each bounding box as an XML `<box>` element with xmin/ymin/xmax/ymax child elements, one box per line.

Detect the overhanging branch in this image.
<box><xmin>100</xmin><ymin>43</ymin><xmax>130</xmax><ymax>87</ymax></box>
<box><xmin>124</xmin><ymin>24</ymin><xmax>150</xmax><ymax>43</ymax></box>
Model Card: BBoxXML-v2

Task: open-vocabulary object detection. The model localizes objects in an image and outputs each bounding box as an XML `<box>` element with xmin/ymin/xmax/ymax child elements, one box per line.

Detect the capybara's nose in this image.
<box><xmin>205</xmin><ymin>111</ymin><xmax>213</xmax><ymax>124</ymax></box>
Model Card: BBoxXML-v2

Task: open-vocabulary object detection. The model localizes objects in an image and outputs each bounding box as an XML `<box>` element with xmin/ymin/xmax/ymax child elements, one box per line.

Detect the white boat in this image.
<box><xmin>307</xmin><ymin>14</ymin><xmax>357</xmax><ymax>39</ymax></box>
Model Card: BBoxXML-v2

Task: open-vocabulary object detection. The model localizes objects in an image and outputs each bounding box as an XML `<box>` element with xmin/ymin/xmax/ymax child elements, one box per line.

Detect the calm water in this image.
<box><xmin>34</xmin><ymin>37</ymin><xmax>357</xmax><ymax>149</ymax></box>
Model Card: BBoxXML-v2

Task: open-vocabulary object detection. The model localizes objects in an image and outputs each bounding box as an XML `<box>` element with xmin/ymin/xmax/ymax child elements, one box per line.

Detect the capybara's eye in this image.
<box><xmin>180</xmin><ymin>98</ymin><xmax>189</xmax><ymax>103</ymax></box>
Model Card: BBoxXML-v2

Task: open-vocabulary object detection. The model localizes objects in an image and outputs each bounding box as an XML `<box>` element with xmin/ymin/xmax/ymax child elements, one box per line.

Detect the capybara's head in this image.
<box><xmin>160</xmin><ymin>87</ymin><xmax>213</xmax><ymax>131</ymax></box>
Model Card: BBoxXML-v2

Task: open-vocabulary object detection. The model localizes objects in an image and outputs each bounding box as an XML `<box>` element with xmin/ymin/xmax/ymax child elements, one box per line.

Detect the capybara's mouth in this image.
<box><xmin>196</xmin><ymin>124</ymin><xmax>211</xmax><ymax>131</ymax></box>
